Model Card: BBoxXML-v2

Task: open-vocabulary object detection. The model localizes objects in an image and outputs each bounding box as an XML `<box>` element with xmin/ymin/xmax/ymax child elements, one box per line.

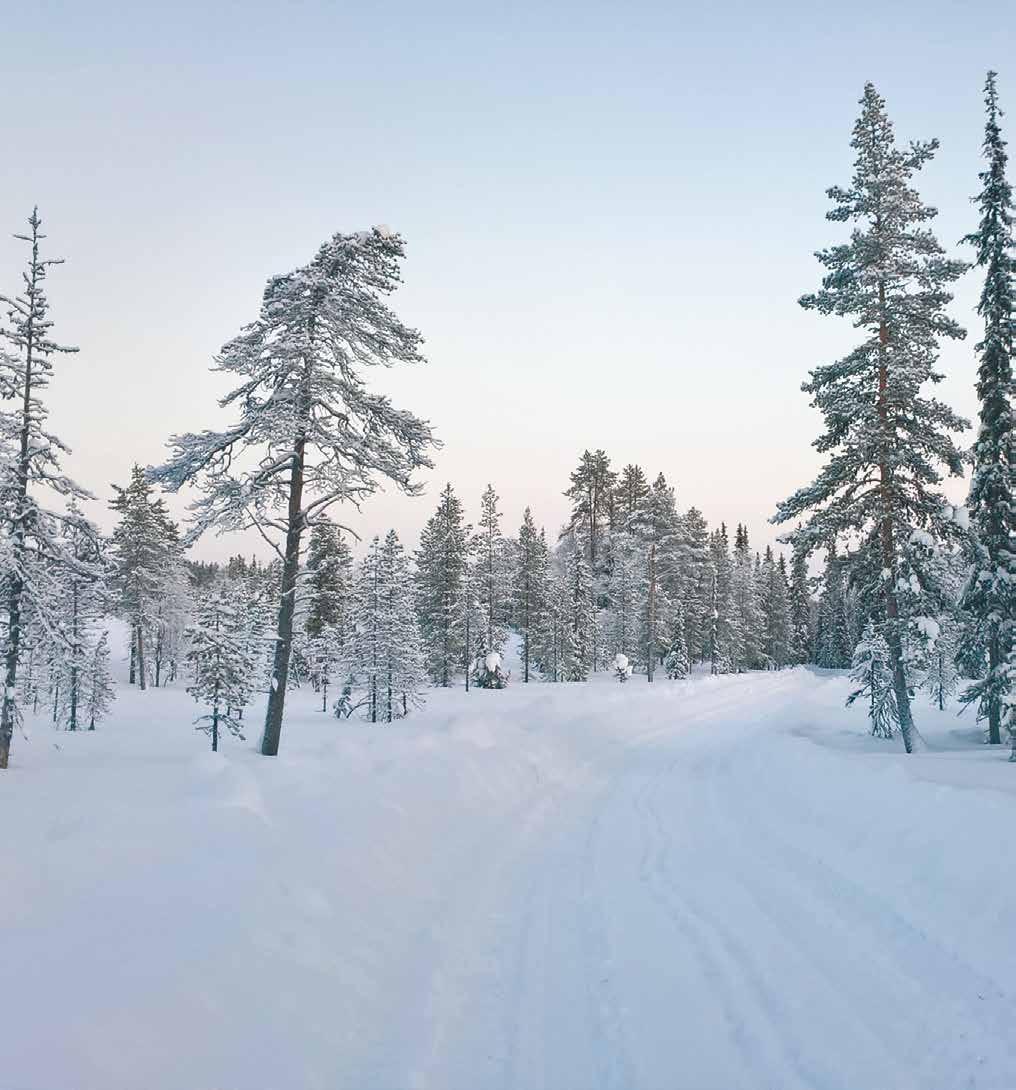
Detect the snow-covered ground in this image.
<box><xmin>4</xmin><ymin>662</ymin><xmax>1015</xmax><ymax>1090</ymax></box>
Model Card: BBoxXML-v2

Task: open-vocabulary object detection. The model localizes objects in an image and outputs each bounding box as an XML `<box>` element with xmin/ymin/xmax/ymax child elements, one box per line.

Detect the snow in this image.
<box><xmin>4</xmin><ymin>667</ymin><xmax>1016</xmax><ymax>1090</ymax></box>
<box><xmin>915</xmin><ymin>615</ymin><xmax>941</xmax><ymax>643</ymax></box>
<box><xmin>613</xmin><ymin>652</ymin><xmax>629</xmax><ymax>670</ymax></box>
<box><xmin>484</xmin><ymin>650</ymin><xmax>502</xmax><ymax>672</ymax></box>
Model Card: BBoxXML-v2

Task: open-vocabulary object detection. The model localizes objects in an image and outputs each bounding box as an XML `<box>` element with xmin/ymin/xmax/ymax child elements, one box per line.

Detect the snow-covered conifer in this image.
<box><xmin>607</xmin><ymin>531</ymin><xmax>645</xmax><ymax>667</ymax></box>
<box><xmin>415</xmin><ymin>483</ymin><xmax>471</xmax><ymax>686</ymax></box>
<box><xmin>788</xmin><ymin>548</ymin><xmax>813</xmax><ymax>665</ymax></box>
<box><xmin>760</xmin><ymin>547</ymin><xmax>792</xmax><ymax>670</ymax></box>
<box><xmin>774</xmin><ymin>84</ymin><xmax>969</xmax><ymax>753</ymax></box>
<box><xmin>563</xmin><ymin>539</ymin><xmax>595</xmax><ymax>680</ymax></box>
<box><xmin>958</xmin><ymin>72</ymin><xmax>1015</xmax><ymax>746</ymax></box>
<box><xmin>82</xmin><ymin>630</ymin><xmax>114</xmax><ymax>731</ymax></box>
<box><xmin>563</xmin><ymin>450</ymin><xmax>615</xmax><ymax>568</ymax></box>
<box><xmin>152</xmin><ymin>227</ymin><xmax>435</xmax><ymax>757</ymax></box>
<box><xmin>729</xmin><ymin>525</ymin><xmax>763</xmax><ymax>672</ymax></box>
<box><xmin>472</xmin><ymin>484</ymin><xmax>511</xmax><ymax>658</ymax></box>
<box><xmin>0</xmin><ymin>210</ymin><xmax>100</xmax><ymax>768</ymax></box>
<box><xmin>615</xmin><ymin>464</ymin><xmax>650</xmax><ymax>520</ymax></box>
<box><xmin>185</xmin><ymin>591</ymin><xmax>255</xmax><ymax>751</ymax></box>
<box><xmin>513</xmin><ymin>509</ymin><xmax>548</xmax><ymax>683</ymax></box>
<box><xmin>51</xmin><ymin>502</ymin><xmax>110</xmax><ymax>731</ymax></box>
<box><xmin>348</xmin><ymin>531</ymin><xmax>426</xmax><ymax>720</ymax></box>
<box><xmin>305</xmin><ymin>519</ymin><xmax>353</xmax><ymax>643</ymax></box>
<box><xmin>679</xmin><ymin>507</ymin><xmax>711</xmax><ymax>663</ymax></box>
<box><xmin>848</xmin><ymin>622</ymin><xmax>898</xmax><ymax>738</ymax></box>
<box><xmin>110</xmin><ymin>465</ymin><xmax>181</xmax><ymax>690</ymax></box>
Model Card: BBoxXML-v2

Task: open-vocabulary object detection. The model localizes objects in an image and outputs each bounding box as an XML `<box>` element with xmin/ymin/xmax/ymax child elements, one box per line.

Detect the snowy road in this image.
<box><xmin>5</xmin><ymin>669</ymin><xmax>1016</xmax><ymax>1089</ymax></box>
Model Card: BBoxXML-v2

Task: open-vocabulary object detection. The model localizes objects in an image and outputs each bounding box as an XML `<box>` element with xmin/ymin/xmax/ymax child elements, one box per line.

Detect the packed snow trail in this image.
<box><xmin>4</xmin><ymin>668</ymin><xmax>1016</xmax><ymax>1090</ymax></box>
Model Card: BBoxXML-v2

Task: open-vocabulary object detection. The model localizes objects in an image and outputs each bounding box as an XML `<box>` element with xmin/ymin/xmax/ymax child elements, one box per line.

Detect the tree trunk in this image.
<box><xmin>876</xmin><ymin>288</ymin><xmax>917</xmax><ymax>754</ymax></box>
<box><xmin>129</xmin><ymin>627</ymin><xmax>137</xmax><ymax>685</ymax></box>
<box><xmin>68</xmin><ymin>580</ymin><xmax>80</xmax><ymax>731</ymax></box>
<box><xmin>646</xmin><ymin>544</ymin><xmax>657</xmax><ymax>683</ymax></box>
<box><xmin>0</xmin><ymin>251</ymin><xmax>39</xmax><ymax>769</ymax></box>
<box><xmin>136</xmin><ymin>621</ymin><xmax>148</xmax><ymax>691</ymax></box>
<box><xmin>464</xmin><ymin>608</ymin><xmax>471</xmax><ymax>692</ymax></box>
<box><xmin>262</xmin><ymin>436</ymin><xmax>306</xmax><ymax>756</ymax></box>
<box><xmin>987</xmin><ymin>634</ymin><xmax>1002</xmax><ymax>744</ymax></box>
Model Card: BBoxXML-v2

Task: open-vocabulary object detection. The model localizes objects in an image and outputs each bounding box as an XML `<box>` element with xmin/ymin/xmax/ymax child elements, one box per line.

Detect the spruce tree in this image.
<box><xmin>153</xmin><ymin>227</ymin><xmax>435</xmax><ymax>757</ymax></box>
<box><xmin>679</xmin><ymin>507</ymin><xmax>711</xmax><ymax>663</ymax></box>
<box><xmin>349</xmin><ymin>531</ymin><xmax>426</xmax><ymax>721</ymax></box>
<box><xmin>774</xmin><ymin>84</ymin><xmax>969</xmax><ymax>753</ymax></box>
<box><xmin>848</xmin><ymin>621</ymin><xmax>898</xmax><ymax>738</ymax></box>
<box><xmin>760</xmin><ymin>547</ymin><xmax>792</xmax><ymax>670</ymax></box>
<box><xmin>415</xmin><ymin>483</ymin><xmax>471</xmax><ymax>686</ymax></box>
<box><xmin>305</xmin><ymin>519</ymin><xmax>353</xmax><ymax>643</ymax></box>
<box><xmin>472</xmin><ymin>484</ymin><xmax>510</xmax><ymax>657</ymax></box>
<box><xmin>379</xmin><ymin>530</ymin><xmax>427</xmax><ymax>719</ymax></box>
<box><xmin>513</xmin><ymin>508</ymin><xmax>548</xmax><ymax>682</ymax></box>
<box><xmin>608</xmin><ymin>530</ymin><xmax>645</xmax><ymax>666</ymax></box>
<box><xmin>185</xmin><ymin>590</ymin><xmax>255</xmax><ymax>751</ymax></box>
<box><xmin>730</xmin><ymin>524</ymin><xmax>763</xmax><ymax>671</ymax></box>
<box><xmin>958</xmin><ymin>72</ymin><xmax>1015</xmax><ymax>746</ymax></box>
<box><xmin>82</xmin><ymin>631</ymin><xmax>115</xmax><ymax>731</ymax></box>
<box><xmin>788</xmin><ymin>548</ymin><xmax>813</xmax><ymax>665</ymax></box>
<box><xmin>563</xmin><ymin>539</ymin><xmax>595</xmax><ymax>680</ymax></box>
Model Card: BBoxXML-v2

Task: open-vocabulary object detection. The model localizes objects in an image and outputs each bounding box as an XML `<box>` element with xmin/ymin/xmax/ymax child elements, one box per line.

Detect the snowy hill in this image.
<box><xmin>4</xmin><ymin>669</ymin><xmax>1016</xmax><ymax>1090</ymax></box>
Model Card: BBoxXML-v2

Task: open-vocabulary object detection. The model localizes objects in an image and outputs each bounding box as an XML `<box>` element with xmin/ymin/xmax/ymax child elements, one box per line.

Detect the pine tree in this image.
<box><xmin>513</xmin><ymin>508</ymin><xmax>548</xmax><ymax>683</ymax></box>
<box><xmin>563</xmin><ymin>449</ymin><xmax>615</xmax><ymax>568</ymax></box>
<box><xmin>152</xmin><ymin>227</ymin><xmax>435</xmax><ymax>758</ymax></box>
<box><xmin>52</xmin><ymin>502</ymin><xmax>109</xmax><ymax>731</ymax></box>
<box><xmin>563</xmin><ymin>539</ymin><xmax>595</xmax><ymax>680</ymax></box>
<box><xmin>958</xmin><ymin>72</ymin><xmax>1015</xmax><ymax>746</ymax></box>
<box><xmin>815</xmin><ymin>546</ymin><xmax>853</xmax><ymax>668</ymax></box>
<box><xmin>760</xmin><ymin>547</ymin><xmax>792</xmax><ymax>670</ymax></box>
<box><xmin>679</xmin><ymin>507</ymin><xmax>711</xmax><ymax>663</ymax></box>
<box><xmin>788</xmin><ymin>548</ymin><xmax>813</xmax><ymax>665</ymax></box>
<box><xmin>185</xmin><ymin>590</ymin><xmax>255</xmax><ymax>751</ymax></box>
<box><xmin>472</xmin><ymin>484</ymin><xmax>511</xmax><ymax>657</ymax></box>
<box><xmin>305</xmin><ymin>519</ymin><xmax>353</xmax><ymax>643</ymax></box>
<box><xmin>730</xmin><ymin>524</ymin><xmax>763</xmax><ymax>671</ymax></box>
<box><xmin>848</xmin><ymin>621</ymin><xmax>898</xmax><ymax>739</ymax></box>
<box><xmin>348</xmin><ymin>531</ymin><xmax>427</xmax><ymax>721</ymax></box>
<box><xmin>0</xmin><ymin>210</ymin><xmax>99</xmax><ymax>769</ymax></box>
<box><xmin>663</xmin><ymin>607</ymin><xmax>690</xmax><ymax>679</ymax></box>
<box><xmin>607</xmin><ymin>530</ymin><xmax>644</xmax><ymax>666</ymax></box>
<box><xmin>707</xmin><ymin>527</ymin><xmax>735</xmax><ymax>673</ymax></box>
<box><xmin>110</xmin><ymin>465</ymin><xmax>180</xmax><ymax>690</ymax></box>
<box><xmin>415</xmin><ymin>483</ymin><xmax>471</xmax><ymax>686</ymax></box>
<box><xmin>615</xmin><ymin>464</ymin><xmax>650</xmax><ymax>520</ymax></box>
<box><xmin>379</xmin><ymin>530</ymin><xmax>427</xmax><ymax>719</ymax></box>
<box><xmin>774</xmin><ymin>84</ymin><xmax>969</xmax><ymax>753</ymax></box>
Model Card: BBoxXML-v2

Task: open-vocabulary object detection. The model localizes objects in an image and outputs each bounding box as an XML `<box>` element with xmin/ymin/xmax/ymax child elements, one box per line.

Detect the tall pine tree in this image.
<box><xmin>774</xmin><ymin>84</ymin><xmax>969</xmax><ymax>753</ymax></box>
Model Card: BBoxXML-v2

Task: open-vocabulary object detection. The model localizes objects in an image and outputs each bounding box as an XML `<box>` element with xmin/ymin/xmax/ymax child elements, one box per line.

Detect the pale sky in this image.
<box><xmin>1</xmin><ymin>0</ymin><xmax>1011</xmax><ymax>560</ymax></box>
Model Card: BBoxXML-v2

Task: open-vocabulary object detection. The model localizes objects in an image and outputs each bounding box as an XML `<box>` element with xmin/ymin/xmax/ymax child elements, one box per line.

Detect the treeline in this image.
<box><xmin>412</xmin><ymin>464</ymin><xmax>808</xmax><ymax>689</ymax></box>
<box><xmin>0</xmin><ymin>75</ymin><xmax>1011</xmax><ymax>767</ymax></box>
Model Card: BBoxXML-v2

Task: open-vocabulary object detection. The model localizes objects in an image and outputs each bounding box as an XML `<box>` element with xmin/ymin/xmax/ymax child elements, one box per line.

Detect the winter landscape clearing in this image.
<box><xmin>5</xmin><ymin>647</ymin><xmax>1015</xmax><ymax>1090</ymax></box>
<box><xmin>3</xmin><ymin>8</ymin><xmax>1016</xmax><ymax>1090</ymax></box>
